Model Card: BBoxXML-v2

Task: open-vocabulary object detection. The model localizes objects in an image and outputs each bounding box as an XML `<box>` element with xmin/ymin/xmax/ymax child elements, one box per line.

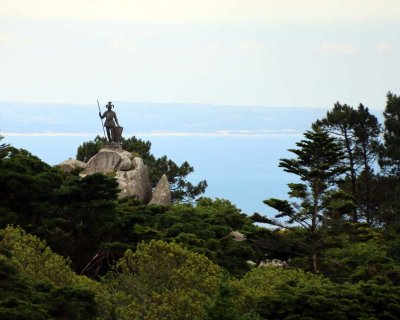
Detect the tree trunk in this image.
<box><xmin>343</xmin><ymin>128</ymin><xmax>358</xmax><ymax>222</ymax></box>
<box><xmin>312</xmin><ymin>252</ymin><xmax>318</xmax><ymax>273</ymax></box>
<box><xmin>362</xmin><ymin>140</ymin><xmax>372</xmax><ymax>225</ymax></box>
<box><xmin>311</xmin><ymin>182</ymin><xmax>319</xmax><ymax>273</ymax></box>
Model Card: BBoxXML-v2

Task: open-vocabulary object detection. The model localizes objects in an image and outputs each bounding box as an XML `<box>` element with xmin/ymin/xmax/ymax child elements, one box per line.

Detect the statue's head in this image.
<box><xmin>106</xmin><ymin>101</ymin><xmax>114</xmax><ymax>109</ymax></box>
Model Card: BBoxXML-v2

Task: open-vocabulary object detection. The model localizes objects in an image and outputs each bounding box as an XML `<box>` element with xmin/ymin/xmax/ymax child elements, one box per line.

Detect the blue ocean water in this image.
<box><xmin>149</xmin><ymin>135</ymin><xmax>301</xmax><ymax>215</ymax></box>
<box><xmin>4</xmin><ymin>134</ymin><xmax>301</xmax><ymax>216</ymax></box>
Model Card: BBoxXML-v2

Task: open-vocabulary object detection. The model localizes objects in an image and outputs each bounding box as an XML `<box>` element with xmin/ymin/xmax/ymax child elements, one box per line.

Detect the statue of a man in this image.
<box><xmin>99</xmin><ymin>101</ymin><xmax>120</xmax><ymax>142</ymax></box>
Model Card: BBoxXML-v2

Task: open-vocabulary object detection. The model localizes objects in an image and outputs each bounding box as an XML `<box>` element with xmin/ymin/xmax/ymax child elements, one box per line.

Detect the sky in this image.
<box><xmin>1</xmin><ymin>0</ymin><xmax>400</xmax><ymax>109</ymax></box>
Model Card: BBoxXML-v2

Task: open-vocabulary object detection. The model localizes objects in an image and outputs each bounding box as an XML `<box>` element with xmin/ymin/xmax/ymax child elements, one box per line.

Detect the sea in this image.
<box><xmin>1</xmin><ymin>102</ymin><xmax>383</xmax><ymax>216</ymax></box>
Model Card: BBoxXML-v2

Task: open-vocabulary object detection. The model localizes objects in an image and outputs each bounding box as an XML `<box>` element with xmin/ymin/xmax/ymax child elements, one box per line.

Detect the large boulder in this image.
<box><xmin>83</xmin><ymin>149</ymin><xmax>123</xmax><ymax>175</ymax></box>
<box><xmin>116</xmin><ymin>157</ymin><xmax>152</xmax><ymax>202</ymax></box>
<box><xmin>61</xmin><ymin>147</ymin><xmax>169</xmax><ymax>204</ymax></box>
<box><xmin>58</xmin><ymin>159</ymin><xmax>86</xmax><ymax>173</ymax></box>
<box><xmin>149</xmin><ymin>174</ymin><xmax>171</xmax><ymax>206</ymax></box>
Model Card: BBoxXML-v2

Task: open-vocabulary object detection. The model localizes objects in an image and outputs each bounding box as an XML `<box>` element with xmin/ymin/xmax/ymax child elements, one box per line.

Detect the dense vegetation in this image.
<box><xmin>1</xmin><ymin>92</ymin><xmax>400</xmax><ymax>319</ymax></box>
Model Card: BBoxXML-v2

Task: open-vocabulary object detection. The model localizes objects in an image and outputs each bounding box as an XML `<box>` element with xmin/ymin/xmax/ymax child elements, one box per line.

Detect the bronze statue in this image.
<box><xmin>99</xmin><ymin>101</ymin><xmax>121</xmax><ymax>142</ymax></box>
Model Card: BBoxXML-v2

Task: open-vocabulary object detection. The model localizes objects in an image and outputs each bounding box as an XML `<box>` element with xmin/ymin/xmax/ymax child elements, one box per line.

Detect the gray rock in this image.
<box><xmin>149</xmin><ymin>174</ymin><xmax>171</xmax><ymax>206</ymax></box>
<box><xmin>80</xmin><ymin>149</ymin><xmax>156</xmax><ymax>203</ymax></box>
<box><xmin>116</xmin><ymin>157</ymin><xmax>152</xmax><ymax>202</ymax></box>
<box><xmin>120</xmin><ymin>150</ymin><xmax>133</xmax><ymax>159</ymax></box>
<box><xmin>117</xmin><ymin>151</ymin><xmax>134</xmax><ymax>171</ymax></box>
<box><xmin>102</xmin><ymin>143</ymin><xmax>122</xmax><ymax>152</ymax></box>
<box><xmin>58</xmin><ymin>159</ymin><xmax>86</xmax><ymax>173</ymax></box>
<box><xmin>229</xmin><ymin>231</ymin><xmax>246</xmax><ymax>241</ymax></box>
<box><xmin>117</xmin><ymin>158</ymin><xmax>133</xmax><ymax>171</ymax></box>
<box><xmin>83</xmin><ymin>149</ymin><xmax>122</xmax><ymax>175</ymax></box>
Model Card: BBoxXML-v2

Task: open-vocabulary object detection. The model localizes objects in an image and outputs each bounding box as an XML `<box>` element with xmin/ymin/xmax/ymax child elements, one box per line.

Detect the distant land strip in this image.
<box><xmin>2</xmin><ymin>130</ymin><xmax>303</xmax><ymax>137</ymax></box>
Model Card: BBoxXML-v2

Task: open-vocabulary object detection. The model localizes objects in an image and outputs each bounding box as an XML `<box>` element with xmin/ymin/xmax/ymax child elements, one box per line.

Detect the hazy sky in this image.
<box><xmin>1</xmin><ymin>0</ymin><xmax>399</xmax><ymax>108</ymax></box>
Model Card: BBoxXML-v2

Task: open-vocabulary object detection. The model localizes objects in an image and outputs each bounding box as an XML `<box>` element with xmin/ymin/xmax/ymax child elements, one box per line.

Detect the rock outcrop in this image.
<box><xmin>149</xmin><ymin>174</ymin><xmax>171</xmax><ymax>206</ymax></box>
<box><xmin>59</xmin><ymin>146</ymin><xmax>171</xmax><ymax>205</ymax></box>
<box><xmin>116</xmin><ymin>157</ymin><xmax>152</xmax><ymax>202</ymax></box>
<box><xmin>83</xmin><ymin>149</ymin><xmax>133</xmax><ymax>175</ymax></box>
<box><xmin>58</xmin><ymin>159</ymin><xmax>86</xmax><ymax>173</ymax></box>
<box><xmin>82</xmin><ymin>148</ymin><xmax>152</xmax><ymax>202</ymax></box>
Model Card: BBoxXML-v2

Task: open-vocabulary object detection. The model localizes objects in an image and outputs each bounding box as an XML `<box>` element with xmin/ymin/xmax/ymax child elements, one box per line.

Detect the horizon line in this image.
<box><xmin>0</xmin><ymin>100</ymin><xmax>385</xmax><ymax>111</ymax></box>
<box><xmin>2</xmin><ymin>130</ymin><xmax>303</xmax><ymax>138</ymax></box>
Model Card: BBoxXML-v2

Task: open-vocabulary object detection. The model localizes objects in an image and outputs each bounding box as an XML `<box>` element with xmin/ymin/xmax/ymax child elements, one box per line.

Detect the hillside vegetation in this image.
<box><xmin>1</xmin><ymin>93</ymin><xmax>400</xmax><ymax>319</ymax></box>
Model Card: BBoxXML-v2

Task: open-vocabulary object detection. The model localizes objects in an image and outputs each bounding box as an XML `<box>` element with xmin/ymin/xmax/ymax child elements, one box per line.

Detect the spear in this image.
<box><xmin>97</xmin><ymin>100</ymin><xmax>106</xmax><ymax>139</ymax></box>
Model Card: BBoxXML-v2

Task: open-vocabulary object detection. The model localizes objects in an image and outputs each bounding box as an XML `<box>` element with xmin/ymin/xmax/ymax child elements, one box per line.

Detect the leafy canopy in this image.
<box><xmin>104</xmin><ymin>240</ymin><xmax>221</xmax><ymax>320</ymax></box>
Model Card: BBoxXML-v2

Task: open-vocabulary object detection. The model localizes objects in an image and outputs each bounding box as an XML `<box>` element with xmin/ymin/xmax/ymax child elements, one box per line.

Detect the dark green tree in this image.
<box><xmin>0</xmin><ymin>135</ymin><xmax>9</xmax><ymax>159</ymax></box>
<box><xmin>380</xmin><ymin>92</ymin><xmax>400</xmax><ymax>176</ymax></box>
<box><xmin>76</xmin><ymin>136</ymin><xmax>105</xmax><ymax>162</ymax></box>
<box><xmin>368</xmin><ymin>174</ymin><xmax>400</xmax><ymax>227</ymax></box>
<box><xmin>263</xmin><ymin>125</ymin><xmax>349</xmax><ymax>272</ymax></box>
<box><xmin>76</xmin><ymin>135</ymin><xmax>207</xmax><ymax>203</ymax></box>
<box><xmin>315</xmin><ymin>102</ymin><xmax>382</xmax><ymax>224</ymax></box>
<box><xmin>352</xmin><ymin>104</ymin><xmax>381</xmax><ymax>224</ymax></box>
<box><xmin>114</xmin><ymin>197</ymin><xmax>259</xmax><ymax>277</ymax></box>
<box><xmin>0</xmin><ymin>246</ymin><xmax>97</xmax><ymax>320</ymax></box>
<box><xmin>121</xmin><ymin>136</ymin><xmax>208</xmax><ymax>203</ymax></box>
<box><xmin>149</xmin><ymin>155</ymin><xmax>208</xmax><ymax>203</ymax></box>
<box><xmin>0</xmin><ymin>146</ymin><xmax>63</xmax><ymax>229</ymax></box>
<box><xmin>376</xmin><ymin>92</ymin><xmax>400</xmax><ymax>226</ymax></box>
<box><xmin>45</xmin><ymin>173</ymin><xmax>120</xmax><ymax>275</ymax></box>
<box><xmin>314</xmin><ymin>103</ymin><xmax>359</xmax><ymax>221</ymax></box>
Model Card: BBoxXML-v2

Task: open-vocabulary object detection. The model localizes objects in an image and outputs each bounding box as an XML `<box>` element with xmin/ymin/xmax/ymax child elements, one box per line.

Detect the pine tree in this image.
<box><xmin>352</xmin><ymin>104</ymin><xmax>381</xmax><ymax>224</ymax></box>
<box><xmin>264</xmin><ymin>125</ymin><xmax>349</xmax><ymax>272</ymax></box>
<box><xmin>315</xmin><ymin>102</ymin><xmax>381</xmax><ymax>223</ymax></box>
<box><xmin>314</xmin><ymin>103</ymin><xmax>359</xmax><ymax>222</ymax></box>
<box><xmin>380</xmin><ymin>92</ymin><xmax>400</xmax><ymax>176</ymax></box>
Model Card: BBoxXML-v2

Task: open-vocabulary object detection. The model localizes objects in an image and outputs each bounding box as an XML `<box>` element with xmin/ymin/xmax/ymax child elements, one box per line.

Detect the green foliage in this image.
<box><xmin>76</xmin><ymin>136</ymin><xmax>106</xmax><ymax>162</ymax></box>
<box><xmin>264</xmin><ymin>125</ymin><xmax>349</xmax><ymax>272</ymax></box>
<box><xmin>76</xmin><ymin>135</ymin><xmax>207</xmax><ymax>202</ymax></box>
<box><xmin>150</xmin><ymin>156</ymin><xmax>208</xmax><ymax>203</ymax></box>
<box><xmin>205</xmin><ymin>279</ymin><xmax>263</xmax><ymax>320</ymax></box>
<box><xmin>353</xmin><ymin>280</ymin><xmax>400</xmax><ymax>319</ymax></box>
<box><xmin>45</xmin><ymin>173</ymin><xmax>120</xmax><ymax>275</ymax></box>
<box><xmin>0</xmin><ymin>226</ymin><xmax>99</xmax><ymax>319</ymax></box>
<box><xmin>352</xmin><ymin>104</ymin><xmax>382</xmax><ymax>223</ymax></box>
<box><xmin>0</xmin><ymin>135</ymin><xmax>9</xmax><ymax>159</ymax></box>
<box><xmin>104</xmin><ymin>240</ymin><xmax>221</xmax><ymax>320</ymax></box>
<box><xmin>0</xmin><ymin>146</ymin><xmax>63</xmax><ymax>228</ymax></box>
<box><xmin>0</xmin><ymin>255</ymin><xmax>50</xmax><ymax>320</ymax></box>
<box><xmin>231</xmin><ymin>265</ymin><xmax>400</xmax><ymax>320</ymax></box>
<box><xmin>0</xmin><ymin>225</ymin><xmax>76</xmax><ymax>286</ymax></box>
<box><xmin>315</xmin><ymin>102</ymin><xmax>381</xmax><ymax>223</ymax></box>
<box><xmin>381</xmin><ymin>92</ymin><xmax>400</xmax><ymax>176</ymax></box>
<box><xmin>168</xmin><ymin>199</ymin><xmax>259</xmax><ymax>276</ymax></box>
<box><xmin>318</xmin><ymin>223</ymin><xmax>400</xmax><ymax>284</ymax></box>
<box><xmin>3</xmin><ymin>93</ymin><xmax>400</xmax><ymax>320</ymax></box>
<box><xmin>368</xmin><ymin>174</ymin><xmax>400</xmax><ymax>226</ymax></box>
<box><xmin>115</xmin><ymin>197</ymin><xmax>260</xmax><ymax>277</ymax></box>
<box><xmin>386</xmin><ymin>225</ymin><xmax>400</xmax><ymax>263</ymax></box>
<box><xmin>0</xmin><ymin>144</ymin><xmax>126</xmax><ymax>276</ymax></box>
<box><xmin>231</xmin><ymin>266</ymin><xmax>344</xmax><ymax>318</ymax></box>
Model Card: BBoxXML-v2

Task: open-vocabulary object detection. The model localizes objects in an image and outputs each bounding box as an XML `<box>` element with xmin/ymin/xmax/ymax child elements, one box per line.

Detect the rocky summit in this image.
<box><xmin>58</xmin><ymin>147</ymin><xmax>171</xmax><ymax>205</ymax></box>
